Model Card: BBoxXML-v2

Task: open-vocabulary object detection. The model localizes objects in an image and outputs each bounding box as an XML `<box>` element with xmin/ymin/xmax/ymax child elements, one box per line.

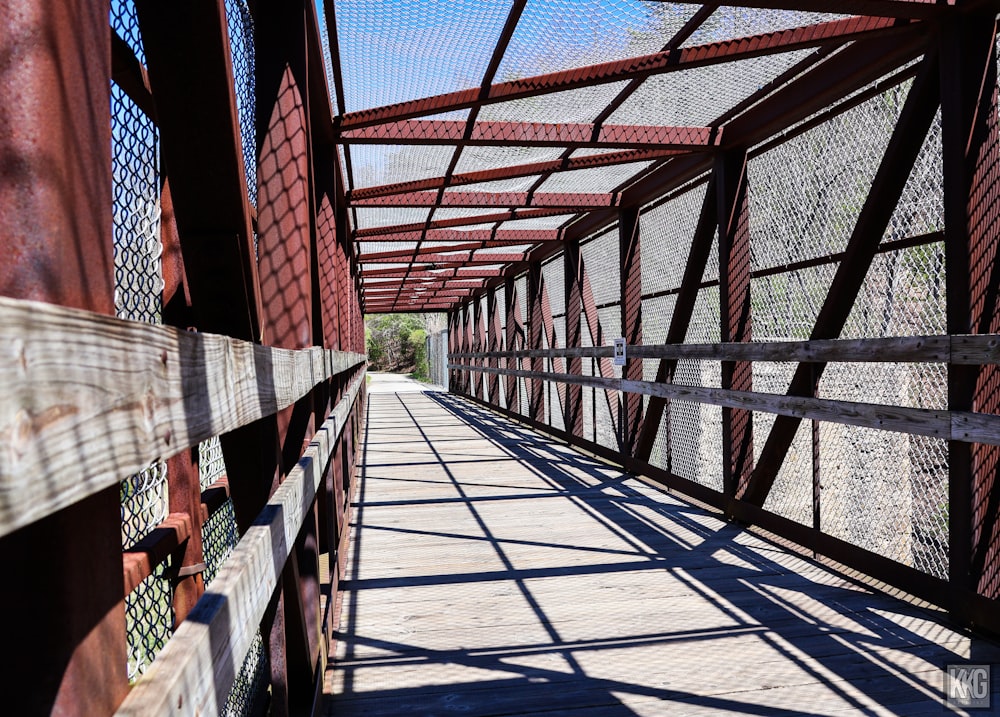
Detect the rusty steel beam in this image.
<box><xmin>353</xmin><ymin>191</ymin><xmax>620</xmax><ymax>209</ymax></box>
<box><xmin>634</xmin><ymin>172</ymin><xmax>720</xmax><ymax>464</ymax></box>
<box><xmin>363</xmin><ymin>253</ymin><xmax>527</xmax><ymax>265</ymax></box>
<box><xmin>716</xmin><ymin>149</ymin><xmax>754</xmax><ymax>505</ymax></box>
<box><xmin>341</xmin><ymin>16</ymin><xmax>911</xmax><ymax>130</ymax></box>
<box><xmin>365</xmin><ymin>279</ymin><xmax>487</xmax><ymax>291</ymax></box>
<box><xmin>355</xmin><ymin>207</ymin><xmax>597</xmax><ymax>237</ymax></box>
<box><xmin>487</xmin><ymin>289</ymin><xmax>502</xmax><ymax>404</ymax></box>
<box><xmin>363</xmin><ymin>268</ymin><xmax>504</xmax><ymax>280</ymax></box>
<box><xmin>620</xmin><ymin>208</ymin><xmax>643</xmax><ymax>456</ymax></box>
<box><xmin>361</xmin><ymin>242</ymin><xmax>535</xmax><ymax>260</ymax></box>
<box><xmin>382</xmin><ymin>0</ymin><xmax>529</xmax><ymax>317</ymax></box>
<box><xmin>564</xmin><ymin>242</ymin><xmax>584</xmax><ymax>439</ymax></box>
<box><xmin>645</xmin><ymin>0</ymin><xmax>950</xmax><ymax>19</ymax></box>
<box><xmin>527</xmin><ymin>263</ymin><xmax>546</xmax><ymax>422</ymax></box>
<box><xmin>350</xmin><ymin>148</ymin><xmax>686</xmax><ymax>200</ymax></box>
<box><xmin>358</xmin><ymin>228</ymin><xmax>563</xmax><ymax>243</ymax></box>
<box><xmin>341</xmin><ymin>120</ymin><xmax>719</xmax><ymax>149</ymax></box>
<box><xmin>741</xmin><ymin>50</ymin><xmax>941</xmax><ymax>508</ymax></box>
<box><xmin>941</xmin><ymin>15</ymin><xmax>1000</xmax><ymax>608</ymax></box>
<box><xmin>0</xmin><ymin>2</ymin><xmax>128</xmax><ymax>714</ymax></box>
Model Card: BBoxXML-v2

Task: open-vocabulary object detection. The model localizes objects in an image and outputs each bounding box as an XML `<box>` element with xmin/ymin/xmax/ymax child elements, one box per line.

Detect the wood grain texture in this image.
<box><xmin>449</xmin><ymin>363</ymin><xmax>1000</xmax><ymax>445</ymax></box>
<box><xmin>116</xmin><ymin>371</ymin><xmax>364</xmax><ymax>717</ymax></box>
<box><xmin>0</xmin><ymin>295</ymin><xmax>365</xmax><ymax>539</ymax></box>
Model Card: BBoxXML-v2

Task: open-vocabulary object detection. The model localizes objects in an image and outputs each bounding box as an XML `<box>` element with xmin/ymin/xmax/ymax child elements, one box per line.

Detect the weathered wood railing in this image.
<box><xmin>450</xmin><ymin>336</ymin><xmax>1000</xmax><ymax>446</ymax></box>
<box><xmin>0</xmin><ymin>295</ymin><xmax>366</xmax><ymax>715</ymax></box>
<box><xmin>448</xmin><ymin>334</ymin><xmax>1000</xmax><ymax>635</ymax></box>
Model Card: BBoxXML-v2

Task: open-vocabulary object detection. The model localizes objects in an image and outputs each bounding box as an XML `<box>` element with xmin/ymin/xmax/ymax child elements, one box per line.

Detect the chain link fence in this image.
<box><xmin>456</xmin><ymin>65</ymin><xmax>950</xmax><ymax>582</ymax></box>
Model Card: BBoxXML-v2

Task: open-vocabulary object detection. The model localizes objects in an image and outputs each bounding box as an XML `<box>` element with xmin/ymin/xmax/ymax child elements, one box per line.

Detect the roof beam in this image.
<box><xmin>363</xmin><ymin>268</ymin><xmax>506</xmax><ymax>279</ymax></box>
<box><xmin>350</xmin><ymin>148</ymin><xmax>682</xmax><ymax>200</ymax></box>
<box><xmin>354</xmin><ymin>207</ymin><xmax>603</xmax><ymax>237</ymax></box>
<box><xmin>360</xmin><ymin>241</ymin><xmax>545</xmax><ymax>260</ymax></box>
<box><xmin>352</xmin><ymin>192</ymin><xmax>619</xmax><ymax>209</ymax></box>
<box><xmin>645</xmin><ymin>0</ymin><xmax>949</xmax><ymax>19</ymax></box>
<box><xmin>341</xmin><ymin>16</ymin><xmax>912</xmax><ymax>130</ymax></box>
<box><xmin>363</xmin><ymin>254</ymin><xmax>527</xmax><ymax>265</ymax></box>
<box><xmin>364</xmin><ymin>279</ymin><xmax>486</xmax><ymax>290</ymax></box>
<box><xmin>340</xmin><ymin>121</ymin><xmax>719</xmax><ymax>149</ymax></box>
<box><xmin>357</xmin><ymin>228</ymin><xmax>562</xmax><ymax>243</ymax></box>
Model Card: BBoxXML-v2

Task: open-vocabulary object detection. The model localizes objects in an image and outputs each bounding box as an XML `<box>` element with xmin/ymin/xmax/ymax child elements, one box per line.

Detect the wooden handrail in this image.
<box><xmin>449</xmin><ymin>334</ymin><xmax>1000</xmax><ymax>364</ymax></box>
<box><xmin>448</xmin><ymin>364</ymin><xmax>1000</xmax><ymax>447</ymax></box>
<box><xmin>0</xmin><ymin>295</ymin><xmax>365</xmax><ymax>539</ymax></box>
<box><xmin>115</xmin><ymin>370</ymin><xmax>364</xmax><ymax>716</ymax></box>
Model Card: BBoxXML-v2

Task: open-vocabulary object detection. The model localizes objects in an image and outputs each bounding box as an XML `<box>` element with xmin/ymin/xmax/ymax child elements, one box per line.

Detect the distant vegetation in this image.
<box><xmin>365</xmin><ymin>313</ymin><xmax>444</xmax><ymax>381</ymax></box>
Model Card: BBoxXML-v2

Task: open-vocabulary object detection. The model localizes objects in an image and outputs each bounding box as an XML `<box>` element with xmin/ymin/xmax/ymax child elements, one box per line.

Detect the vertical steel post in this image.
<box><xmin>565</xmin><ymin>242</ymin><xmax>585</xmax><ymax>438</ymax></box>
<box><xmin>941</xmin><ymin>15</ymin><xmax>1000</xmax><ymax>609</ymax></box>
<box><xmin>528</xmin><ymin>262</ymin><xmax>545</xmax><ymax>423</ymax></box>
<box><xmin>505</xmin><ymin>278</ymin><xmax>520</xmax><ymax>412</ymax></box>
<box><xmin>620</xmin><ymin>208</ymin><xmax>643</xmax><ymax>457</ymax></box>
<box><xmin>0</xmin><ymin>1</ymin><xmax>128</xmax><ymax>714</ymax></box>
<box><xmin>717</xmin><ymin>149</ymin><xmax>754</xmax><ymax>506</ymax></box>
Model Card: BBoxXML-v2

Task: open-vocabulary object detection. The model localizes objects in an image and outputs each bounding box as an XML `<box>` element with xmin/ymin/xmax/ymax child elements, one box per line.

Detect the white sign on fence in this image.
<box><xmin>613</xmin><ymin>337</ymin><xmax>626</xmax><ymax>366</ymax></box>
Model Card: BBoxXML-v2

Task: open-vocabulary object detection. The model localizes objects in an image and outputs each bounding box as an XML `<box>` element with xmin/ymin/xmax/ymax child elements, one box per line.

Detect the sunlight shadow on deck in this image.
<box><xmin>325</xmin><ymin>388</ymin><xmax>1000</xmax><ymax>716</ymax></box>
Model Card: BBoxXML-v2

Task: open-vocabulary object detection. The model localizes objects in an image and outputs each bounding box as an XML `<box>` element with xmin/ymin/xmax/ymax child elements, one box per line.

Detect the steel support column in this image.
<box><xmin>941</xmin><ymin>14</ymin><xmax>1000</xmax><ymax>608</ymax></box>
<box><xmin>0</xmin><ymin>2</ymin><xmax>127</xmax><ymax>713</ymax></box>
<box><xmin>565</xmin><ymin>242</ymin><xmax>585</xmax><ymax>438</ymax></box>
<box><xmin>717</xmin><ymin>149</ymin><xmax>754</xmax><ymax>503</ymax></box>
<box><xmin>505</xmin><ymin>278</ymin><xmax>521</xmax><ymax>413</ymax></box>
<box><xmin>620</xmin><ymin>209</ymin><xmax>643</xmax><ymax>456</ymax></box>
<box><xmin>528</xmin><ymin>263</ymin><xmax>546</xmax><ymax>422</ymax></box>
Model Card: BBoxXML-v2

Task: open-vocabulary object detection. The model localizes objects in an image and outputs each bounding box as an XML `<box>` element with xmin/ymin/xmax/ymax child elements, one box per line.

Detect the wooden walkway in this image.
<box><xmin>324</xmin><ymin>375</ymin><xmax>1000</xmax><ymax>716</ymax></box>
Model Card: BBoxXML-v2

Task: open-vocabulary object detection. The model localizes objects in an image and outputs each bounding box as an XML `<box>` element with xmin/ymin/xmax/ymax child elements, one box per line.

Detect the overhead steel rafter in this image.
<box><xmin>354</xmin><ymin>192</ymin><xmax>621</xmax><ymax>209</ymax></box>
<box><xmin>349</xmin><ymin>149</ymin><xmax>687</xmax><ymax>201</ymax></box>
<box><xmin>340</xmin><ymin>16</ymin><xmax>912</xmax><ymax>130</ymax></box>
<box><xmin>363</xmin><ymin>254</ymin><xmax>527</xmax><ymax>265</ymax></box>
<box><xmin>360</xmin><ymin>242</ymin><xmax>537</xmax><ymax>261</ymax></box>
<box><xmin>342</xmin><ymin>9</ymin><xmax>931</xmax><ymax>312</ymax></box>
<box><xmin>382</xmin><ymin>0</ymin><xmax>530</xmax><ymax>311</ymax></box>
<box><xmin>340</xmin><ymin>121</ymin><xmax>720</xmax><ymax>148</ymax></box>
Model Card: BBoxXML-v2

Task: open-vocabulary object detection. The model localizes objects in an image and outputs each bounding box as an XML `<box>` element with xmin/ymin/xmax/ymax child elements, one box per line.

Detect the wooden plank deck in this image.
<box><xmin>324</xmin><ymin>375</ymin><xmax>1000</xmax><ymax>716</ymax></box>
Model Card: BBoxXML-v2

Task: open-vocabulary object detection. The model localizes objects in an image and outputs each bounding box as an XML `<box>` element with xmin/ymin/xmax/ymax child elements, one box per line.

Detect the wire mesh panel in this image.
<box><xmin>111</xmin><ymin>0</ymin><xmax>173</xmax><ymax>682</ymax></box>
<box><xmin>226</xmin><ymin>0</ymin><xmax>256</xmax><ymax>207</ymax></box>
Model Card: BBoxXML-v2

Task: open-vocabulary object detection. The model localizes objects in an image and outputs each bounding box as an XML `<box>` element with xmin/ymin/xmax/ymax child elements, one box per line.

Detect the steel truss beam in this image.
<box><xmin>350</xmin><ymin>149</ymin><xmax>685</xmax><ymax>200</ymax></box>
<box><xmin>341</xmin><ymin>16</ymin><xmax>910</xmax><ymax>130</ymax></box>
<box><xmin>363</xmin><ymin>254</ymin><xmax>527</xmax><ymax>265</ymax></box>
<box><xmin>340</xmin><ymin>120</ymin><xmax>718</xmax><ymax>149</ymax></box>
<box><xmin>352</xmin><ymin>192</ymin><xmax>620</xmax><ymax>209</ymax></box>
<box><xmin>740</xmin><ymin>49</ymin><xmax>942</xmax><ymax>507</ymax></box>
<box><xmin>357</xmin><ymin>229</ymin><xmax>562</xmax><ymax>243</ymax></box>
<box><xmin>355</xmin><ymin>208</ymin><xmax>606</xmax><ymax>237</ymax></box>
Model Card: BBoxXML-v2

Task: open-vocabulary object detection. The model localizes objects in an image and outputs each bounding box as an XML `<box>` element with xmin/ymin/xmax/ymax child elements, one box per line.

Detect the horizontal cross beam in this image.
<box><xmin>340</xmin><ymin>121</ymin><xmax>719</xmax><ymax>149</ymax></box>
<box><xmin>352</xmin><ymin>192</ymin><xmax>619</xmax><ymax>209</ymax></box>
<box><xmin>354</xmin><ymin>207</ymin><xmax>595</xmax><ymax>237</ymax></box>
<box><xmin>363</xmin><ymin>253</ymin><xmax>527</xmax><ymax>265</ymax></box>
<box><xmin>350</xmin><ymin>148</ymin><xmax>682</xmax><ymax>200</ymax></box>
<box><xmin>341</xmin><ymin>16</ymin><xmax>909</xmax><ymax>129</ymax></box>
<box><xmin>357</xmin><ymin>228</ymin><xmax>563</xmax><ymax>243</ymax></box>
<box><xmin>360</xmin><ymin>241</ymin><xmax>543</xmax><ymax>260</ymax></box>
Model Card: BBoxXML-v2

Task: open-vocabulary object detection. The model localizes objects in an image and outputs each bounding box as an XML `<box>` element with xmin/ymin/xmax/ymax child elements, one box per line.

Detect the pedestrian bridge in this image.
<box><xmin>4</xmin><ymin>1</ymin><xmax>1000</xmax><ymax>715</ymax></box>
<box><xmin>324</xmin><ymin>376</ymin><xmax>1000</xmax><ymax>716</ymax></box>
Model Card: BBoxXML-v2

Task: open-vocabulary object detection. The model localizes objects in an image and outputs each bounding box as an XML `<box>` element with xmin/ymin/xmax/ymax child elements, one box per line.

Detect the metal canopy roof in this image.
<box><xmin>326</xmin><ymin>1</ymin><xmax>940</xmax><ymax>313</ymax></box>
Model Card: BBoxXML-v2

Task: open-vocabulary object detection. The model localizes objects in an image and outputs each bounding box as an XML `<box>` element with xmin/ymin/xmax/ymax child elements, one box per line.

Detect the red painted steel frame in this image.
<box><xmin>342</xmin><ymin>16</ymin><xmax>909</xmax><ymax>129</ymax></box>
<box><xmin>0</xmin><ymin>3</ymin><xmax>128</xmax><ymax>715</ymax></box>
<box><xmin>341</xmin><ymin>120</ymin><xmax>719</xmax><ymax>149</ymax></box>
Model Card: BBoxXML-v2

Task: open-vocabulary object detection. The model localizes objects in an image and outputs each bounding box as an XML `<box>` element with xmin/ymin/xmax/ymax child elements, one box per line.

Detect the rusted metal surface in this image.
<box><xmin>166</xmin><ymin>450</ymin><xmax>206</xmax><ymax>624</ymax></box>
<box><xmin>941</xmin><ymin>15</ymin><xmax>1000</xmax><ymax>604</ymax></box>
<box><xmin>350</xmin><ymin>149</ymin><xmax>687</xmax><ymax>200</ymax></box>
<box><xmin>620</xmin><ymin>209</ymin><xmax>643</xmax><ymax>456</ymax></box>
<box><xmin>716</xmin><ymin>150</ymin><xmax>754</xmax><ymax>504</ymax></box>
<box><xmin>341</xmin><ymin>16</ymin><xmax>910</xmax><ymax>130</ymax></box>
<box><xmin>341</xmin><ymin>120</ymin><xmax>718</xmax><ymax>149</ymax></box>
<box><xmin>0</xmin><ymin>2</ymin><xmax>128</xmax><ymax>715</ymax></box>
